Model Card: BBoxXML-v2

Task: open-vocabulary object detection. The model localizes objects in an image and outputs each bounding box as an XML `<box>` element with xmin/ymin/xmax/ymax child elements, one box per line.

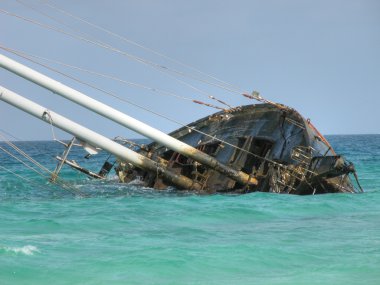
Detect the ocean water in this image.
<box><xmin>0</xmin><ymin>135</ymin><xmax>379</xmax><ymax>285</ymax></box>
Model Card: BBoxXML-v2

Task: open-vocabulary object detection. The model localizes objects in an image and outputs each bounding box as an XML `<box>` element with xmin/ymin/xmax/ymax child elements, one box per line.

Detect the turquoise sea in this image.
<box><xmin>0</xmin><ymin>135</ymin><xmax>379</xmax><ymax>285</ymax></box>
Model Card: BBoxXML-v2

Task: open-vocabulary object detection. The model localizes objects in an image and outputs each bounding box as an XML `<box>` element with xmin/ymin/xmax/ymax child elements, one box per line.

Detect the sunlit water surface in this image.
<box><xmin>0</xmin><ymin>135</ymin><xmax>379</xmax><ymax>285</ymax></box>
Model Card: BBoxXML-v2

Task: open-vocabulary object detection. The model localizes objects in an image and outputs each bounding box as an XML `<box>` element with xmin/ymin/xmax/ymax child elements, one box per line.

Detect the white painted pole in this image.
<box><xmin>0</xmin><ymin>54</ymin><xmax>257</xmax><ymax>186</ymax></box>
<box><xmin>0</xmin><ymin>85</ymin><xmax>201</xmax><ymax>190</ymax></box>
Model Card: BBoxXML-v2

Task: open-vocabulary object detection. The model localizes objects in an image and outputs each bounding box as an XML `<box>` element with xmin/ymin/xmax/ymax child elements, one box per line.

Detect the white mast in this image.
<box><xmin>0</xmin><ymin>54</ymin><xmax>257</xmax><ymax>186</ymax></box>
<box><xmin>0</xmin><ymin>85</ymin><xmax>202</xmax><ymax>190</ymax></box>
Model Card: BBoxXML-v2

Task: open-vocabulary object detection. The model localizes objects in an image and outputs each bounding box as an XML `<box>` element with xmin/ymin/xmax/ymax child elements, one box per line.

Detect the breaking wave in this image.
<box><xmin>2</xmin><ymin>245</ymin><xmax>40</xmax><ymax>255</ymax></box>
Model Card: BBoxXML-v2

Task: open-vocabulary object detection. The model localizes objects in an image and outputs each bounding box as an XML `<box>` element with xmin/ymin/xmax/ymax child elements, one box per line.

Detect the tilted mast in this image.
<box><xmin>0</xmin><ymin>85</ymin><xmax>203</xmax><ymax>190</ymax></box>
<box><xmin>0</xmin><ymin>54</ymin><xmax>257</xmax><ymax>186</ymax></box>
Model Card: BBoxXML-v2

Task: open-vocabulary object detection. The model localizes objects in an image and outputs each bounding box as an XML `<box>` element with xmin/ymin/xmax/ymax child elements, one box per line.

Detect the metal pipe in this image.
<box><xmin>0</xmin><ymin>85</ymin><xmax>202</xmax><ymax>190</ymax></box>
<box><xmin>0</xmin><ymin>54</ymin><xmax>257</xmax><ymax>186</ymax></box>
<box><xmin>50</xmin><ymin>137</ymin><xmax>75</xmax><ymax>182</ymax></box>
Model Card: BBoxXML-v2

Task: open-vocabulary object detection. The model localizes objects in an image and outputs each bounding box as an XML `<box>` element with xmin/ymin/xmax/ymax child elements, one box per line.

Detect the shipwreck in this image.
<box><xmin>116</xmin><ymin>103</ymin><xmax>360</xmax><ymax>194</ymax></box>
<box><xmin>0</xmin><ymin>53</ymin><xmax>362</xmax><ymax>195</ymax></box>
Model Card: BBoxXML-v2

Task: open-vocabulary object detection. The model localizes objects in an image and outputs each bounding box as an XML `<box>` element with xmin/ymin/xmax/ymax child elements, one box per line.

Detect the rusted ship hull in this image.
<box><xmin>116</xmin><ymin>104</ymin><xmax>357</xmax><ymax>194</ymax></box>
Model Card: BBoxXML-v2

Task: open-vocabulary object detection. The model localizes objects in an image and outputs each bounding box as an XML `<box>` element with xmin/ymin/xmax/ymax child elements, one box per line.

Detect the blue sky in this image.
<box><xmin>0</xmin><ymin>0</ymin><xmax>379</xmax><ymax>140</ymax></box>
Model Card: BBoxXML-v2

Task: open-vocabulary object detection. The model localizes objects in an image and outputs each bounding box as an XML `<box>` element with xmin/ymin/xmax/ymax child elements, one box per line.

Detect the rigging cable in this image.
<box><xmin>42</xmin><ymin>0</ymin><xmax>244</xmax><ymax>94</ymax></box>
<box><xmin>17</xmin><ymin>0</ymin><xmax>235</xmax><ymax>109</ymax></box>
<box><xmin>0</xmin><ymin>46</ymin><xmax>228</xmax><ymax>132</ymax></box>
<box><xmin>0</xmin><ymin>145</ymin><xmax>48</xmax><ymax>178</ymax></box>
<box><xmin>0</xmin><ymin>7</ymin><xmax>232</xmax><ymax>109</ymax></box>
<box><xmin>0</xmin><ymin>132</ymin><xmax>86</xmax><ymax>196</ymax></box>
<box><xmin>15</xmin><ymin>0</ymin><xmax>109</xmax><ymax>44</ymax></box>
<box><xmin>0</xmin><ymin>47</ymin><xmax>285</xmax><ymax>169</ymax></box>
<box><xmin>40</xmin><ymin>0</ymin><xmax>288</xmax><ymax>110</ymax></box>
<box><xmin>0</xmin><ymin>6</ymin><xmax>288</xmax><ymax>166</ymax></box>
<box><xmin>0</xmin><ymin>45</ymin><xmax>226</xmax><ymax>111</ymax></box>
<box><xmin>0</xmin><ymin>132</ymin><xmax>53</xmax><ymax>175</ymax></box>
<box><xmin>0</xmin><ymin>164</ymin><xmax>59</xmax><ymax>193</ymax></box>
<box><xmin>0</xmin><ymin>3</ymin><xmax>350</xmax><ymax>190</ymax></box>
<box><xmin>1</xmin><ymin>4</ymin><xmax>290</xmax><ymax>110</ymax></box>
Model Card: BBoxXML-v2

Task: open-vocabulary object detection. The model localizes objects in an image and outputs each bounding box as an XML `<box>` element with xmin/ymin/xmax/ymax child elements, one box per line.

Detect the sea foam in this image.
<box><xmin>3</xmin><ymin>245</ymin><xmax>39</xmax><ymax>255</ymax></box>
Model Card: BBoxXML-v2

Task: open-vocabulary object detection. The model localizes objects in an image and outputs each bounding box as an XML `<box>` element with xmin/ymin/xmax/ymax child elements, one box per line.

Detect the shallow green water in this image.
<box><xmin>0</xmin><ymin>135</ymin><xmax>379</xmax><ymax>285</ymax></box>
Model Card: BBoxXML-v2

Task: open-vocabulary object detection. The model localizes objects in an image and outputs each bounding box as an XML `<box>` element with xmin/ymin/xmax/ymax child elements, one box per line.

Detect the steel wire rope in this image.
<box><xmin>0</xmin><ymin>8</ymin><xmax>289</xmax><ymax>167</ymax></box>
<box><xmin>0</xmin><ymin>144</ymin><xmax>49</xmax><ymax>178</ymax></box>
<box><xmin>0</xmin><ymin>129</ymin><xmax>91</xmax><ymax>188</ymax></box>
<box><xmin>0</xmin><ymin>128</ymin><xmax>23</xmax><ymax>141</ymax></box>
<box><xmin>0</xmin><ymin>164</ymin><xmax>61</xmax><ymax>194</ymax></box>
<box><xmin>0</xmin><ymin>141</ymin><xmax>84</xmax><ymax>196</ymax></box>
<box><xmin>1</xmin><ymin>48</ymin><xmax>285</xmax><ymax>169</ymax></box>
<box><xmin>15</xmin><ymin>0</ymin><xmax>110</xmax><ymax>49</ymax></box>
<box><xmin>0</xmin><ymin>127</ymin><xmax>86</xmax><ymax>186</ymax></box>
<box><xmin>0</xmin><ymin>7</ymin><xmax>232</xmax><ymax>109</ymax></box>
<box><xmin>0</xmin><ymin>127</ymin><xmax>65</xmax><ymax>154</ymax></box>
<box><xmin>1</xmin><ymin>6</ymin><xmax>288</xmax><ymax>111</ymax></box>
<box><xmin>0</xmin><ymin>144</ymin><xmax>85</xmax><ymax>197</ymax></box>
<box><xmin>1</xmin><ymin>45</ymin><xmax>228</xmax><ymax>111</ymax></box>
<box><xmin>41</xmin><ymin>0</ymin><xmax>245</xmax><ymax>94</ymax></box>
<box><xmin>0</xmin><ymin>132</ymin><xmax>54</xmax><ymax>175</ymax></box>
<box><xmin>17</xmin><ymin>0</ymin><xmax>240</xmax><ymax>109</ymax></box>
<box><xmin>0</xmin><ymin>45</ymin><xmax>227</xmax><ymax>109</ymax></box>
<box><xmin>2</xmin><ymin>4</ymin><xmax>292</xmax><ymax>114</ymax></box>
<box><xmin>0</xmin><ymin>132</ymin><xmax>86</xmax><ymax>196</ymax></box>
